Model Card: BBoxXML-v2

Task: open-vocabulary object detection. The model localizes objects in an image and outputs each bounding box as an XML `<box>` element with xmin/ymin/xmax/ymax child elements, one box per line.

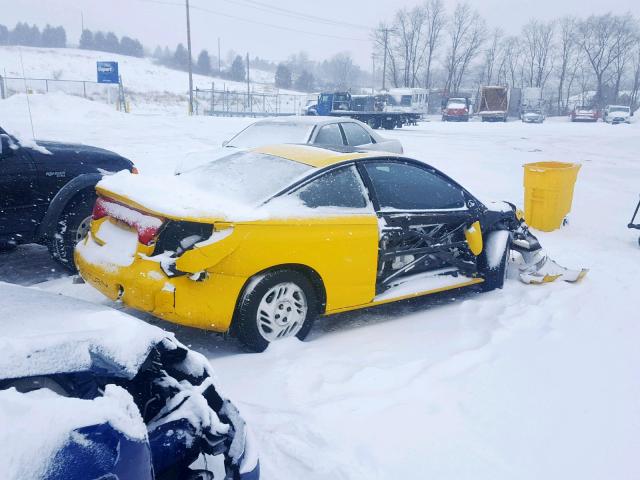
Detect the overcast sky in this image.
<box><xmin>1</xmin><ymin>0</ymin><xmax>637</xmax><ymax>66</ymax></box>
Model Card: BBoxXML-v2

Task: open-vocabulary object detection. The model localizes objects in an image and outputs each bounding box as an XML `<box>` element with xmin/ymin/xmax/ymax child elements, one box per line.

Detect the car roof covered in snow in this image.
<box><xmin>0</xmin><ymin>282</ymin><xmax>170</xmax><ymax>380</ymax></box>
<box><xmin>252</xmin><ymin>115</ymin><xmax>345</xmax><ymax>126</ymax></box>
<box><xmin>252</xmin><ymin>143</ymin><xmax>397</xmax><ymax>168</ymax></box>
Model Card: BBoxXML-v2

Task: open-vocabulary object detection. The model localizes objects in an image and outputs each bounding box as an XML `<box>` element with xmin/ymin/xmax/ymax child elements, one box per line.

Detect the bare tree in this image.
<box><xmin>609</xmin><ymin>15</ymin><xmax>639</xmax><ymax>103</ymax></box>
<box><xmin>497</xmin><ymin>36</ymin><xmax>522</xmax><ymax>87</ymax></box>
<box><xmin>630</xmin><ymin>46</ymin><xmax>640</xmax><ymax>112</ymax></box>
<box><xmin>521</xmin><ymin>19</ymin><xmax>556</xmax><ymax>88</ymax></box>
<box><xmin>444</xmin><ymin>3</ymin><xmax>486</xmax><ymax>93</ymax></box>
<box><xmin>555</xmin><ymin>16</ymin><xmax>578</xmax><ymax>113</ymax></box>
<box><xmin>578</xmin><ymin>14</ymin><xmax>635</xmax><ymax>107</ymax></box>
<box><xmin>422</xmin><ymin>0</ymin><xmax>446</xmax><ymax>89</ymax></box>
<box><xmin>372</xmin><ymin>23</ymin><xmax>401</xmax><ymax>88</ymax></box>
<box><xmin>394</xmin><ymin>6</ymin><xmax>428</xmax><ymax>87</ymax></box>
<box><xmin>481</xmin><ymin>28</ymin><xmax>503</xmax><ymax>85</ymax></box>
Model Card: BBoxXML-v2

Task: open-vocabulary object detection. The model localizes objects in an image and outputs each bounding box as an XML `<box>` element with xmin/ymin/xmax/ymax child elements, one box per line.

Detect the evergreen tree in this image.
<box><xmin>10</xmin><ymin>22</ymin><xmax>30</xmax><ymax>45</ymax></box>
<box><xmin>104</xmin><ymin>32</ymin><xmax>119</xmax><ymax>53</ymax></box>
<box><xmin>196</xmin><ymin>50</ymin><xmax>211</xmax><ymax>75</ymax></box>
<box><xmin>79</xmin><ymin>29</ymin><xmax>93</xmax><ymax>49</ymax></box>
<box><xmin>120</xmin><ymin>36</ymin><xmax>144</xmax><ymax>57</ymax></box>
<box><xmin>53</xmin><ymin>26</ymin><xmax>66</xmax><ymax>47</ymax></box>
<box><xmin>173</xmin><ymin>43</ymin><xmax>191</xmax><ymax>71</ymax></box>
<box><xmin>153</xmin><ymin>46</ymin><xmax>163</xmax><ymax>59</ymax></box>
<box><xmin>0</xmin><ymin>25</ymin><xmax>8</xmax><ymax>45</ymax></box>
<box><xmin>229</xmin><ymin>55</ymin><xmax>245</xmax><ymax>81</ymax></box>
<box><xmin>294</xmin><ymin>70</ymin><xmax>314</xmax><ymax>92</ymax></box>
<box><xmin>93</xmin><ymin>31</ymin><xmax>106</xmax><ymax>51</ymax></box>
<box><xmin>28</xmin><ymin>24</ymin><xmax>41</xmax><ymax>46</ymax></box>
<box><xmin>275</xmin><ymin>63</ymin><xmax>292</xmax><ymax>89</ymax></box>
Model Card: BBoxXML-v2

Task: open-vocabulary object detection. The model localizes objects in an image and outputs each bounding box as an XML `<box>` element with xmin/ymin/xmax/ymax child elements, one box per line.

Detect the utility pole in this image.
<box><xmin>371</xmin><ymin>54</ymin><xmax>376</xmax><ymax>94</ymax></box>
<box><xmin>81</xmin><ymin>11</ymin><xmax>84</xmax><ymax>32</ymax></box>
<box><xmin>381</xmin><ymin>27</ymin><xmax>392</xmax><ymax>91</ymax></box>
<box><xmin>217</xmin><ymin>37</ymin><xmax>221</xmax><ymax>74</ymax></box>
<box><xmin>246</xmin><ymin>52</ymin><xmax>251</xmax><ymax>113</ymax></box>
<box><xmin>185</xmin><ymin>0</ymin><xmax>194</xmax><ymax>115</ymax></box>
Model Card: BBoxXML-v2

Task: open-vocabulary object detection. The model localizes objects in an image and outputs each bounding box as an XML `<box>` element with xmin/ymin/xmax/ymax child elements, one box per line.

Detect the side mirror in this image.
<box><xmin>0</xmin><ymin>134</ymin><xmax>14</xmax><ymax>158</ymax></box>
<box><xmin>222</xmin><ymin>140</ymin><xmax>229</xmax><ymax>147</ymax></box>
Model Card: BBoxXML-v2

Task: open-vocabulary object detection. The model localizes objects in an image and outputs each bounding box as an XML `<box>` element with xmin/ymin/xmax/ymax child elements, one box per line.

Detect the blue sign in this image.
<box><xmin>97</xmin><ymin>61</ymin><xmax>119</xmax><ymax>84</ymax></box>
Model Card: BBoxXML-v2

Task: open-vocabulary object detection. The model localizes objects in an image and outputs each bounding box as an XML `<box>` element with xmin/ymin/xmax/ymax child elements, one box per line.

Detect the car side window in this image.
<box><xmin>341</xmin><ymin>122</ymin><xmax>373</xmax><ymax>146</ymax></box>
<box><xmin>363</xmin><ymin>161</ymin><xmax>466</xmax><ymax>211</ymax></box>
<box><xmin>314</xmin><ymin>124</ymin><xmax>344</xmax><ymax>145</ymax></box>
<box><xmin>294</xmin><ymin>166</ymin><xmax>369</xmax><ymax>209</ymax></box>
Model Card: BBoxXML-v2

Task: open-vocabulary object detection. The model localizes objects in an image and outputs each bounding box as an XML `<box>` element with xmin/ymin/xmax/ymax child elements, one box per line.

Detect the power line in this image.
<box><xmin>134</xmin><ymin>0</ymin><xmax>369</xmax><ymax>42</ymax></box>
<box><xmin>218</xmin><ymin>0</ymin><xmax>371</xmax><ymax>31</ymax></box>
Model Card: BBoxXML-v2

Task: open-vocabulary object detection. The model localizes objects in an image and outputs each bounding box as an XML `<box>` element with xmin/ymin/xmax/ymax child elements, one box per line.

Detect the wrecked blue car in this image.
<box><xmin>0</xmin><ymin>283</ymin><xmax>259</xmax><ymax>480</ymax></box>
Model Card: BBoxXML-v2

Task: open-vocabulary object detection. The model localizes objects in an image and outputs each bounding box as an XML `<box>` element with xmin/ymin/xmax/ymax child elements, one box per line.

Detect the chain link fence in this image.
<box><xmin>0</xmin><ymin>75</ymin><xmax>120</xmax><ymax>104</ymax></box>
<box><xmin>193</xmin><ymin>87</ymin><xmax>312</xmax><ymax>117</ymax></box>
<box><xmin>1</xmin><ymin>75</ymin><xmax>313</xmax><ymax>117</ymax></box>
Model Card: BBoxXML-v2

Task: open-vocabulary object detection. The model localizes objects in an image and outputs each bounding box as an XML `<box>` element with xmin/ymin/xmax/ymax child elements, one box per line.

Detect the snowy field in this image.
<box><xmin>0</xmin><ymin>46</ymin><xmax>308</xmax><ymax>114</ymax></box>
<box><xmin>1</xmin><ymin>93</ymin><xmax>640</xmax><ymax>479</ymax></box>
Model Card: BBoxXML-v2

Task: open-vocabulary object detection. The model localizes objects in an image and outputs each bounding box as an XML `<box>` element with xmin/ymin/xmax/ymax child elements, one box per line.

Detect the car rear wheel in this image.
<box><xmin>235</xmin><ymin>270</ymin><xmax>318</xmax><ymax>352</ymax></box>
<box><xmin>48</xmin><ymin>191</ymin><xmax>96</xmax><ymax>272</ymax></box>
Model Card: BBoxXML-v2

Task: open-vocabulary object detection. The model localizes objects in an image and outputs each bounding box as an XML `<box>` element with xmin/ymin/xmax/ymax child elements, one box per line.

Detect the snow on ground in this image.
<box><xmin>1</xmin><ymin>93</ymin><xmax>640</xmax><ymax>479</ymax></box>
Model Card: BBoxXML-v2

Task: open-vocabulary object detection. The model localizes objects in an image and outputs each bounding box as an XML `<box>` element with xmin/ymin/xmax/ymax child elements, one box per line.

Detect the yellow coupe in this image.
<box><xmin>76</xmin><ymin>144</ymin><xmax>583</xmax><ymax>351</ymax></box>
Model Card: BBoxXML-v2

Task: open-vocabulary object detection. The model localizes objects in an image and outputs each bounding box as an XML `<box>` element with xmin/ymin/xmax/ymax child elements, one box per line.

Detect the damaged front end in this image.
<box><xmin>498</xmin><ymin>203</ymin><xmax>588</xmax><ymax>284</ymax></box>
<box><xmin>2</xmin><ymin>337</ymin><xmax>259</xmax><ymax>480</ymax></box>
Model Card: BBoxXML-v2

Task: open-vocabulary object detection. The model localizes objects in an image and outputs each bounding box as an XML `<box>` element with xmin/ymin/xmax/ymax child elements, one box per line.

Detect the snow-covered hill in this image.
<box><xmin>0</xmin><ymin>46</ymin><xmax>306</xmax><ymax>113</ymax></box>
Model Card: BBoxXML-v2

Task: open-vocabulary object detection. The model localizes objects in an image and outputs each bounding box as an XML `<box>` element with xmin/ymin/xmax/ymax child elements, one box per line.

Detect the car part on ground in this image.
<box><xmin>0</xmin><ymin>129</ymin><xmax>136</xmax><ymax>271</ymax></box>
<box><xmin>0</xmin><ymin>283</ymin><xmax>259</xmax><ymax>480</ymax></box>
<box><xmin>75</xmin><ymin>145</ymin><xmax>587</xmax><ymax>352</ymax></box>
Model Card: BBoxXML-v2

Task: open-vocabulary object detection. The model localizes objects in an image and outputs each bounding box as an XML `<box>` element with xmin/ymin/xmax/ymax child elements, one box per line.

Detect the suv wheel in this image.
<box><xmin>48</xmin><ymin>191</ymin><xmax>96</xmax><ymax>271</ymax></box>
<box><xmin>235</xmin><ymin>270</ymin><xmax>319</xmax><ymax>352</ymax></box>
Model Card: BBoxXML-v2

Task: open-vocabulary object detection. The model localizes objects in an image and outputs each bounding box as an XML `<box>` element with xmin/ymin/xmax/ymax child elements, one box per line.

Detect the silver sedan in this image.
<box><xmin>223</xmin><ymin>116</ymin><xmax>404</xmax><ymax>154</ymax></box>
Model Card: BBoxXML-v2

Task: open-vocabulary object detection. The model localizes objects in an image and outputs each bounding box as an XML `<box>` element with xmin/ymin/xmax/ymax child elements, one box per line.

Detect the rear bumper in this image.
<box><xmin>75</xmin><ymin>232</ymin><xmax>245</xmax><ymax>332</ymax></box>
<box><xmin>442</xmin><ymin>114</ymin><xmax>469</xmax><ymax>121</ymax></box>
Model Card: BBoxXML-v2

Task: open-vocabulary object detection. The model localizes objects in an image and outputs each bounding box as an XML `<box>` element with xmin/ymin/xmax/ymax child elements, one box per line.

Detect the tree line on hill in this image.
<box><xmin>79</xmin><ymin>30</ymin><xmax>144</xmax><ymax>57</ymax></box>
<box><xmin>0</xmin><ymin>22</ymin><xmax>66</xmax><ymax>48</ymax></box>
<box><xmin>0</xmin><ymin>21</ymin><xmax>365</xmax><ymax>93</ymax></box>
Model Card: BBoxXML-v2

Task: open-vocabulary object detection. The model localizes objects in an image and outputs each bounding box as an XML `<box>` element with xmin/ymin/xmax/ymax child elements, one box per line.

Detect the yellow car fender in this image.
<box><xmin>175</xmin><ymin>224</ymin><xmax>245</xmax><ymax>273</ymax></box>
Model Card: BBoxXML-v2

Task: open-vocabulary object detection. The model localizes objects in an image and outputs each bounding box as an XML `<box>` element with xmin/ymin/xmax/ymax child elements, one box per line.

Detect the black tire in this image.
<box><xmin>234</xmin><ymin>269</ymin><xmax>319</xmax><ymax>352</ymax></box>
<box><xmin>480</xmin><ymin>231</ymin><xmax>511</xmax><ymax>292</ymax></box>
<box><xmin>47</xmin><ymin>191</ymin><xmax>96</xmax><ymax>271</ymax></box>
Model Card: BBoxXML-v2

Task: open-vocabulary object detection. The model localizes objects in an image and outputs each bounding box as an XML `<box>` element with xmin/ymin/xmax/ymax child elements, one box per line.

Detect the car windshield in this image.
<box><xmin>610</xmin><ymin>106</ymin><xmax>629</xmax><ymax>113</ymax></box>
<box><xmin>227</xmin><ymin>123</ymin><xmax>314</xmax><ymax>149</ymax></box>
<box><xmin>181</xmin><ymin>151</ymin><xmax>313</xmax><ymax>204</ymax></box>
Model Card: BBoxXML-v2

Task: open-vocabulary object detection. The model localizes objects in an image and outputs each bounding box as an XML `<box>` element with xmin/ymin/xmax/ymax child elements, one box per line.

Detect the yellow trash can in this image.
<box><xmin>523</xmin><ymin>162</ymin><xmax>581</xmax><ymax>232</ymax></box>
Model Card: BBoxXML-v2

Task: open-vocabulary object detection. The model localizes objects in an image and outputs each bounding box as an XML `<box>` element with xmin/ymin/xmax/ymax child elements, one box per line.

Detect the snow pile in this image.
<box><xmin>0</xmin><ymin>384</ymin><xmax>146</xmax><ymax>480</ymax></box>
<box><xmin>0</xmin><ymin>282</ymin><xmax>169</xmax><ymax>379</ymax></box>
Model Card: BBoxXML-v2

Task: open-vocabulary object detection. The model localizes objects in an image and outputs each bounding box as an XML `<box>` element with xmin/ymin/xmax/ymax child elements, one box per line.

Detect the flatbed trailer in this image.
<box><xmin>309</xmin><ymin>92</ymin><xmax>420</xmax><ymax>129</ymax></box>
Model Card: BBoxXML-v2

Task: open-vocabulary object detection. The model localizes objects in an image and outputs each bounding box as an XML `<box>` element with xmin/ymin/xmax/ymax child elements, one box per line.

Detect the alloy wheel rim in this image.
<box><xmin>75</xmin><ymin>216</ymin><xmax>92</xmax><ymax>244</ymax></box>
<box><xmin>256</xmin><ymin>282</ymin><xmax>308</xmax><ymax>342</ymax></box>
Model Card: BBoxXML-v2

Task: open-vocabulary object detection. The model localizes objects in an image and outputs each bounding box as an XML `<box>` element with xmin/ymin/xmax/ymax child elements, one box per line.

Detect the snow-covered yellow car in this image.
<box><xmin>76</xmin><ymin>144</ymin><xmax>585</xmax><ymax>351</ymax></box>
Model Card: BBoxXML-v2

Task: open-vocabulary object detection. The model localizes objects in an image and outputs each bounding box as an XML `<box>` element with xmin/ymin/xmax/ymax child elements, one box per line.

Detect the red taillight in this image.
<box><xmin>92</xmin><ymin>196</ymin><xmax>109</xmax><ymax>220</ymax></box>
<box><xmin>131</xmin><ymin>166</ymin><xmax>140</xmax><ymax>174</ymax></box>
<box><xmin>92</xmin><ymin>196</ymin><xmax>163</xmax><ymax>245</ymax></box>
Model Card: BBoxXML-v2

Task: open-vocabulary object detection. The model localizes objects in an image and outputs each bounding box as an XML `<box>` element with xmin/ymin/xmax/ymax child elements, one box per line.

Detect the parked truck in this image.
<box><xmin>476</xmin><ymin>85</ymin><xmax>509</xmax><ymax>122</ymax></box>
<box><xmin>307</xmin><ymin>91</ymin><xmax>420</xmax><ymax>129</ymax></box>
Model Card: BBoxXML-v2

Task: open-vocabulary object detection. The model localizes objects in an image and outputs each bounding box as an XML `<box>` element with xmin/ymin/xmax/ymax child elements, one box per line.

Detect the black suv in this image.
<box><xmin>0</xmin><ymin>127</ymin><xmax>136</xmax><ymax>270</ymax></box>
